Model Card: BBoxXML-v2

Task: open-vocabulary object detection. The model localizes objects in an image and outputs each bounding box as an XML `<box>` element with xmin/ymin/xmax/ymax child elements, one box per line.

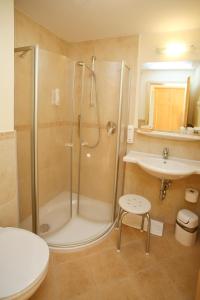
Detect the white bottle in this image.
<box><xmin>127</xmin><ymin>125</ymin><xmax>134</xmax><ymax>143</ymax></box>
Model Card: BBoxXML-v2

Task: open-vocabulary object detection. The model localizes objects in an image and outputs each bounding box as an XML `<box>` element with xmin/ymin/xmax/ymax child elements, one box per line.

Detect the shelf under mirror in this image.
<box><xmin>137</xmin><ymin>129</ymin><xmax>200</xmax><ymax>142</ymax></box>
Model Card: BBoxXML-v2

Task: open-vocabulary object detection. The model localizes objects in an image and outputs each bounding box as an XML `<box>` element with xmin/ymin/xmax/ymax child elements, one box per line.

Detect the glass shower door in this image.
<box><xmin>77</xmin><ymin>61</ymin><xmax>123</xmax><ymax>242</ymax></box>
<box><xmin>37</xmin><ymin>49</ymin><xmax>74</xmax><ymax>238</ymax></box>
<box><xmin>15</xmin><ymin>48</ymin><xmax>130</xmax><ymax>248</ymax></box>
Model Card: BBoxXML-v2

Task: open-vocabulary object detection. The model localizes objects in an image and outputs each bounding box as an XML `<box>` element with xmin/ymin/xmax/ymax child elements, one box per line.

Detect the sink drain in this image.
<box><xmin>40</xmin><ymin>223</ymin><xmax>50</xmax><ymax>233</ymax></box>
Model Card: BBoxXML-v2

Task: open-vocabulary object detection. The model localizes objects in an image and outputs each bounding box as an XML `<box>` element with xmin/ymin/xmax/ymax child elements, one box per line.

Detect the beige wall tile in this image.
<box><xmin>0</xmin><ymin>133</ymin><xmax>18</xmax><ymax>227</ymax></box>
<box><xmin>128</xmin><ymin>131</ymin><xmax>200</xmax><ymax>160</ymax></box>
<box><xmin>68</xmin><ymin>35</ymin><xmax>138</xmax><ymax>127</ymax></box>
<box><xmin>0</xmin><ymin>199</ymin><xmax>18</xmax><ymax>227</ymax></box>
<box><xmin>124</xmin><ymin>163</ymin><xmax>200</xmax><ymax>224</ymax></box>
<box><xmin>124</xmin><ymin>132</ymin><xmax>200</xmax><ymax>224</ymax></box>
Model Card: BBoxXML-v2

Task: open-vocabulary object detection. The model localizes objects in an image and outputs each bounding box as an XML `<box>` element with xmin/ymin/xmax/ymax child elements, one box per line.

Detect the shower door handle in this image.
<box><xmin>78</xmin><ymin>114</ymin><xmax>81</xmax><ymax>137</ymax></box>
<box><xmin>81</xmin><ymin>141</ymin><xmax>88</xmax><ymax>147</ymax></box>
<box><xmin>64</xmin><ymin>143</ymin><xmax>73</xmax><ymax>148</ymax></box>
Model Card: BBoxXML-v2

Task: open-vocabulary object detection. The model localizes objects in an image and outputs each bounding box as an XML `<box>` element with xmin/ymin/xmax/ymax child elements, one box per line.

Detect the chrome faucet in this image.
<box><xmin>162</xmin><ymin>147</ymin><xmax>169</xmax><ymax>159</ymax></box>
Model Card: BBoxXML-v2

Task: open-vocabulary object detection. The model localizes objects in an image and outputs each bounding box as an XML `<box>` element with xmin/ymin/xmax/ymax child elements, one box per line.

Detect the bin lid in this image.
<box><xmin>177</xmin><ymin>209</ymin><xmax>199</xmax><ymax>228</ymax></box>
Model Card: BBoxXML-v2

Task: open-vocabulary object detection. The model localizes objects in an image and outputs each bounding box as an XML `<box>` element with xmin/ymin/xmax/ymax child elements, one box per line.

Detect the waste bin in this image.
<box><xmin>175</xmin><ymin>209</ymin><xmax>199</xmax><ymax>246</ymax></box>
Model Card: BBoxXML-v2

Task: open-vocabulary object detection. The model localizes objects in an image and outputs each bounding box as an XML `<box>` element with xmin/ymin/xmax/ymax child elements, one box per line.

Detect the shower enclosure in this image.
<box><xmin>14</xmin><ymin>45</ymin><xmax>130</xmax><ymax>249</ymax></box>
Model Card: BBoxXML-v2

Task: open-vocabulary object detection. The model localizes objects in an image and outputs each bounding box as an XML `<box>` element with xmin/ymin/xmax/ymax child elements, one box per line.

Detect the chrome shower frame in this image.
<box><xmin>15</xmin><ymin>45</ymin><xmax>39</xmax><ymax>234</ymax></box>
<box><xmin>90</xmin><ymin>56</ymin><xmax>96</xmax><ymax>107</ymax></box>
<box><xmin>113</xmin><ymin>62</ymin><xmax>131</xmax><ymax>222</ymax></box>
<box><xmin>77</xmin><ymin>63</ymin><xmax>86</xmax><ymax>214</ymax></box>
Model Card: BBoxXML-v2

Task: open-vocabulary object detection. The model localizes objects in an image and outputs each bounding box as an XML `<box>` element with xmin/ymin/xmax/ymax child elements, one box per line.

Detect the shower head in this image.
<box><xmin>77</xmin><ymin>61</ymin><xmax>85</xmax><ymax>66</ymax></box>
<box><xmin>18</xmin><ymin>50</ymin><xmax>29</xmax><ymax>58</ymax></box>
<box><xmin>77</xmin><ymin>61</ymin><xmax>95</xmax><ymax>76</ymax></box>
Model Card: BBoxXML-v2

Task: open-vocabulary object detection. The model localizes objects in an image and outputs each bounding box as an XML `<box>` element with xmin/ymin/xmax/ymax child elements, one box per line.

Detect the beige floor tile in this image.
<box><xmin>118</xmin><ymin>224</ymin><xmax>145</xmax><ymax>247</ymax></box>
<box><xmin>167</xmin><ymin>234</ymin><xmax>200</xmax><ymax>261</ymax></box>
<box><xmin>148</xmin><ymin>234</ymin><xmax>176</xmax><ymax>261</ymax></box>
<box><xmin>160</xmin><ymin>255</ymin><xmax>200</xmax><ymax>300</ymax></box>
<box><xmin>99</xmin><ymin>278</ymin><xmax>142</xmax><ymax>300</ymax></box>
<box><xmin>54</xmin><ymin>258</ymin><xmax>95</xmax><ymax>300</ymax></box>
<box><xmin>70</xmin><ymin>287</ymin><xmax>102</xmax><ymax>300</ymax></box>
<box><xmin>30</xmin><ymin>261</ymin><xmax>58</xmax><ymax>300</ymax></box>
<box><xmin>87</xmin><ymin>248</ymin><xmax>130</xmax><ymax>286</ymax></box>
<box><xmin>52</xmin><ymin>231</ymin><xmax>116</xmax><ymax>265</ymax></box>
<box><xmin>130</xmin><ymin>265</ymin><xmax>180</xmax><ymax>300</ymax></box>
<box><xmin>30</xmin><ymin>226</ymin><xmax>200</xmax><ymax>300</ymax></box>
<box><xmin>120</xmin><ymin>241</ymin><xmax>158</xmax><ymax>274</ymax></box>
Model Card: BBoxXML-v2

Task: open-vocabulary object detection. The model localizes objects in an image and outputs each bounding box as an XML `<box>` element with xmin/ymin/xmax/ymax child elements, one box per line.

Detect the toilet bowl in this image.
<box><xmin>0</xmin><ymin>227</ymin><xmax>49</xmax><ymax>300</ymax></box>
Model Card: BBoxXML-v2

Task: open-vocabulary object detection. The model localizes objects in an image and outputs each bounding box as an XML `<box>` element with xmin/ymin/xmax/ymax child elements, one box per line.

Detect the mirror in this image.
<box><xmin>138</xmin><ymin>61</ymin><xmax>200</xmax><ymax>132</ymax></box>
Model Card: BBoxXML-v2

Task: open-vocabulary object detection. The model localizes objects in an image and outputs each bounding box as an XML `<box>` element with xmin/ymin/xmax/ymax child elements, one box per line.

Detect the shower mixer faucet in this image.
<box><xmin>106</xmin><ymin>121</ymin><xmax>116</xmax><ymax>135</ymax></box>
<box><xmin>162</xmin><ymin>147</ymin><xmax>169</xmax><ymax>159</ymax></box>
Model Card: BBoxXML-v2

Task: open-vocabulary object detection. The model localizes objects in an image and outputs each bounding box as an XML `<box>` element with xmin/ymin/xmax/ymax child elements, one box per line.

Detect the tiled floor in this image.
<box><xmin>30</xmin><ymin>225</ymin><xmax>200</xmax><ymax>300</ymax></box>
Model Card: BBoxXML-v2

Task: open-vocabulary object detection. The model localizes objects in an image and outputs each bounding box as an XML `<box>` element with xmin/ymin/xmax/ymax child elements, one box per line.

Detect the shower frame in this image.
<box><xmin>14</xmin><ymin>45</ymin><xmax>130</xmax><ymax>248</ymax></box>
<box><xmin>15</xmin><ymin>45</ymin><xmax>39</xmax><ymax>234</ymax></box>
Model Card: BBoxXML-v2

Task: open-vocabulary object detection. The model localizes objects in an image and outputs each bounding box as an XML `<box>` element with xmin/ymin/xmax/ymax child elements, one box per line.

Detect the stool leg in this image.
<box><xmin>117</xmin><ymin>211</ymin><xmax>127</xmax><ymax>252</ymax></box>
<box><xmin>145</xmin><ymin>213</ymin><xmax>151</xmax><ymax>255</ymax></box>
<box><xmin>141</xmin><ymin>215</ymin><xmax>145</xmax><ymax>232</ymax></box>
<box><xmin>116</xmin><ymin>207</ymin><xmax>123</xmax><ymax>229</ymax></box>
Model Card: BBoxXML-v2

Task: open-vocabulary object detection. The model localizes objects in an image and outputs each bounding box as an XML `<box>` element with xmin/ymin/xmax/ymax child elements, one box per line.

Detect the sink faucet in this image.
<box><xmin>163</xmin><ymin>147</ymin><xmax>169</xmax><ymax>159</ymax></box>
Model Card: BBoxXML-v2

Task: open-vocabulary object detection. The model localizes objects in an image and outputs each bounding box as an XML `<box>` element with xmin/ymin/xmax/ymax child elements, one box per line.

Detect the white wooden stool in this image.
<box><xmin>117</xmin><ymin>194</ymin><xmax>151</xmax><ymax>254</ymax></box>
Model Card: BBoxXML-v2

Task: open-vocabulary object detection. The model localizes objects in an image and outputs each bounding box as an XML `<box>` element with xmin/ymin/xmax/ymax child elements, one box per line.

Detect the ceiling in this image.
<box><xmin>15</xmin><ymin>0</ymin><xmax>200</xmax><ymax>43</ymax></box>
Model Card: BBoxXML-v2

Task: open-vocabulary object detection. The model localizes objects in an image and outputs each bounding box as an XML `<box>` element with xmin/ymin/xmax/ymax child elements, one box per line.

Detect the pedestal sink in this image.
<box><xmin>123</xmin><ymin>151</ymin><xmax>200</xmax><ymax>200</ymax></box>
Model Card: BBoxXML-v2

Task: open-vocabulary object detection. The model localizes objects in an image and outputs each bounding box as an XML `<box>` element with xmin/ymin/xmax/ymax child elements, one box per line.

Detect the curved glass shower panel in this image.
<box><xmin>37</xmin><ymin>49</ymin><xmax>74</xmax><ymax>237</ymax></box>
<box><xmin>14</xmin><ymin>48</ymin><xmax>34</xmax><ymax>231</ymax></box>
<box><xmin>15</xmin><ymin>48</ymin><xmax>130</xmax><ymax>248</ymax></box>
<box><xmin>77</xmin><ymin>61</ymin><xmax>122</xmax><ymax>243</ymax></box>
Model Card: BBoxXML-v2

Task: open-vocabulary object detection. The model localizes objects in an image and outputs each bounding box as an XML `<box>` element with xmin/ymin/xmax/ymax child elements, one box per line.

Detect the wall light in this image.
<box><xmin>156</xmin><ymin>43</ymin><xmax>194</xmax><ymax>57</ymax></box>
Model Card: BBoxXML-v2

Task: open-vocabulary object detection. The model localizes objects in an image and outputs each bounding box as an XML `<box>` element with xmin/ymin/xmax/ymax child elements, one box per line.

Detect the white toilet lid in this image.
<box><xmin>0</xmin><ymin>227</ymin><xmax>49</xmax><ymax>299</ymax></box>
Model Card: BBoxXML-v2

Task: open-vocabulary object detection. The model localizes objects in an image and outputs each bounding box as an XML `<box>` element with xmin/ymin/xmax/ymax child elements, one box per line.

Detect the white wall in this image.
<box><xmin>0</xmin><ymin>0</ymin><xmax>14</xmax><ymax>131</ymax></box>
<box><xmin>139</xmin><ymin>29</ymin><xmax>200</xmax><ymax>64</ymax></box>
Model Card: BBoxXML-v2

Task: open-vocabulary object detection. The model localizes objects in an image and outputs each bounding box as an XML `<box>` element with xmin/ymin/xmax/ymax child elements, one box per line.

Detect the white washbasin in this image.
<box><xmin>138</xmin><ymin>157</ymin><xmax>195</xmax><ymax>180</ymax></box>
<box><xmin>123</xmin><ymin>151</ymin><xmax>200</xmax><ymax>180</ymax></box>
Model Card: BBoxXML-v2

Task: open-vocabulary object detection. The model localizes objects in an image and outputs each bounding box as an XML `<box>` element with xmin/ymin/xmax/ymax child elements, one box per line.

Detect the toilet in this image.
<box><xmin>0</xmin><ymin>227</ymin><xmax>49</xmax><ymax>300</ymax></box>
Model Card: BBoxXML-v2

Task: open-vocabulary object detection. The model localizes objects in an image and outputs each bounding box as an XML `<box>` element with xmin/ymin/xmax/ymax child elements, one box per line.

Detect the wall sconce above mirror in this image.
<box><xmin>156</xmin><ymin>43</ymin><xmax>196</xmax><ymax>57</ymax></box>
<box><xmin>138</xmin><ymin>60</ymin><xmax>200</xmax><ymax>134</ymax></box>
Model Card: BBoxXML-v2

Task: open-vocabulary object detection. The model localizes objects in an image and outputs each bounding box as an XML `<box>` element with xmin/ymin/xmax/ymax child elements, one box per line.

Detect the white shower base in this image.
<box><xmin>20</xmin><ymin>191</ymin><xmax>113</xmax><ymax>248</ymax></box>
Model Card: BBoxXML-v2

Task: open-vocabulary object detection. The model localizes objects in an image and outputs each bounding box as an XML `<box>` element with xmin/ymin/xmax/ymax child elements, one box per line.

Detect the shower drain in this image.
<box><xmin>40</xmin><ymin>223</ymin><xmax>50</xmax><ymax>233</ymax></box>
